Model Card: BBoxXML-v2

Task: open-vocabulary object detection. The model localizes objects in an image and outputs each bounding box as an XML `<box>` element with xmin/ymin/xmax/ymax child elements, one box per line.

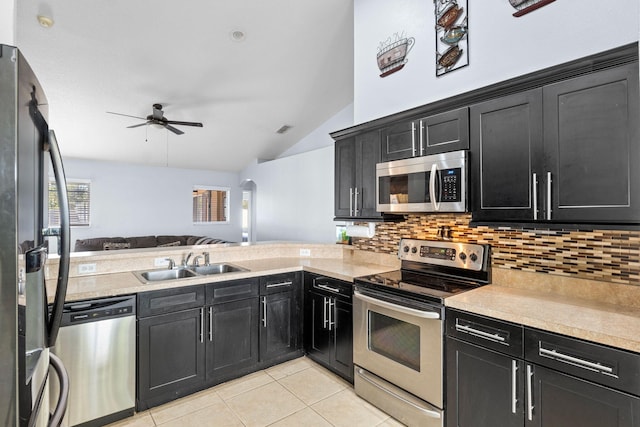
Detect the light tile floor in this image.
<box><xmin>106</xmin><ymin>357</ymin><xmax>405</xmax><ymax>427</ymax></box>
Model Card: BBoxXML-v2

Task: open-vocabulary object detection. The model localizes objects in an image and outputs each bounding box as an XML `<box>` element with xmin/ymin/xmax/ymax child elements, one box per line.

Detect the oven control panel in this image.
<box><xmin>398</xmin><ymin>238</ymin><xmax>488</xmax><ymax>271</ymax></box>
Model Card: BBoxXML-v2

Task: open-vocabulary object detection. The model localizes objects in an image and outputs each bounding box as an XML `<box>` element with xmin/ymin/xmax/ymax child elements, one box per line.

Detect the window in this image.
<box><xmin>193</xmin><ymin>186</ymin><xmax>229</xmax><ymax>223</ymax></box>
<box><xmin>48</xmin><ymin>179</ymin><xmax>91</xmax><ymax>227</ymax></box>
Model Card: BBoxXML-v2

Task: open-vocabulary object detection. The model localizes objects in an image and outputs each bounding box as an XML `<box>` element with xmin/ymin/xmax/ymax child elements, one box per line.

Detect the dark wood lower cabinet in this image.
<box><xmin>446</xmin><ymin>309</ymin><xmax>640</xmax><ymax>427</ymax></box>
<box><xmin>529</xmin><ymin>365</ymin><xmax>640</xmax><ymax>427</ymax></box>
<box><xmin>446</xmin><ymin>337</ymin><xmax>523</xmax><ymax>427</ymax></box>
<box><xmin>137</xmin><ymin>308</ymin><xmax>205</xmax><ymax>410</ymax></box>
<box><xmin>259</xmin><ymin>291</ymin><xmax>297</xmax><ymax>362</ymax></box>
<box><xmin>303</xmin><ymin>273</ymin><xmax>353</xmax><ymax>382</ymax></box>
<box><xmin>206</xmin><ymin>298</ymin><xmax>259</xmax><ymax>382</ymax></box>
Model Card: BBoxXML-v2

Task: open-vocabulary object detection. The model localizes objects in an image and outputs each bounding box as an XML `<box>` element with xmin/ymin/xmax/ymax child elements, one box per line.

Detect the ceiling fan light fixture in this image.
<box><xmin>37</xmin><ymin>15</ymin><xmax>54</xmax><ymax>28</ymax></box>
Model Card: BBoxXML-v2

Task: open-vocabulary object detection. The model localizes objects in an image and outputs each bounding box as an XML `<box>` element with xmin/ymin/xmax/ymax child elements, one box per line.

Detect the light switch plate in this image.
<box><xmin>78</xmin><ymin>263</ymin><xmax>97</xmax><ymax>274</ymax></box>
<box><xmin>299</xmin><ymin>248</ymin><xmax>311</xmax><ymax>257</ymax></box>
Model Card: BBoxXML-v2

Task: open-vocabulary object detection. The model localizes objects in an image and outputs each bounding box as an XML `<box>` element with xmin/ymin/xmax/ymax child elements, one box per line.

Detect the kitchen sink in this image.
<box><xmin>134</xmin><ymin>263</ymin><xmax>249</xmax><ymax>283</ymax></box>
<box><xmin>191</xmin><ymin>263</ymin><xmax>248</xmax><ymax>275</ymax></box>
<box><xmin>136</xmin><ymin>268</ymin><xmax>198</xmax><ymax>282</ymax></box>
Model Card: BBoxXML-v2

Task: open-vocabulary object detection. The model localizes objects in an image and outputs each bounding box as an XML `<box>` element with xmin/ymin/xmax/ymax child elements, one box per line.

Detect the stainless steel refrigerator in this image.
<box><xmin>0</xmin><ymin>44</ymin><xmax>71</xmax><ymax>427</ymax></box>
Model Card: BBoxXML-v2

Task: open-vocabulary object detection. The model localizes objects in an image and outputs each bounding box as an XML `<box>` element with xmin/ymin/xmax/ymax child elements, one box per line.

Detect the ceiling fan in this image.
<box><xmin>107</xmin><ymin>103</ymin><xmax>203</xmax><ymax>135</ymax></box>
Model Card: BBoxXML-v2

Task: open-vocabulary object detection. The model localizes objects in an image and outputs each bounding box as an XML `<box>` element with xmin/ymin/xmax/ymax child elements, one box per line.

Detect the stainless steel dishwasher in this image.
<box><xmin>50</xmin><ymin>295</ymin><xmax>136</xmax><ymax>426</ymax></box>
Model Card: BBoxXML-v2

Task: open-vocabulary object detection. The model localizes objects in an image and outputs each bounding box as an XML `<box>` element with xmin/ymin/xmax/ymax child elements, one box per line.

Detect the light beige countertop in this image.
<box><xmin>445</xmin><ymin>268</ymin><xmax>640</xmax><ymax>353</ymax></box>
<box><xmin>52</xmin><ymin>255</ymin><xmax>398</xmax><ymax>303</ymax></box>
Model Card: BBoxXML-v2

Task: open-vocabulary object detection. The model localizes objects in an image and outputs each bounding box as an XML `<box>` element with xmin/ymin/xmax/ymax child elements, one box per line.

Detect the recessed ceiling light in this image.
<box><xmin>37</xmin><ymin>15</ymin><xmax>54</xmax><ymax>28</ymax></box>
<box><xmin>230</xmin><ymin>30</ymin><xmax>246</xmax><ymax>42</ymax></box>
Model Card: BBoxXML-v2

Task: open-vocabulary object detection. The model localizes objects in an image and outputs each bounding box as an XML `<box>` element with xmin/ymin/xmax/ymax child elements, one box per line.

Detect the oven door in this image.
<box><xmin>353</xmin><ymin>290</ymin><xmax>444</xmax><ymax>408</ymax></box>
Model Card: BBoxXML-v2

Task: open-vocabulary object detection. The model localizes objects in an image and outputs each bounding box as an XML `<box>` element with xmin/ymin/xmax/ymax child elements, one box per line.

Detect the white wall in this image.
<box><xmin>240</xmin><ymin>105</ymin><xmax>354</xmax><ymax>243</ymax></box>
<box><xmin>59</xmin><ymin>158</ymin><xmax>243</xmax><ymax>246</ymax></box>
<box><xmin>354</xmin><ymin>0</ymin><xmax>640</xmax><ymax>123</ymax></box>
<box><xmin>1</xmin><ymin>0</ymin><xmax>15</xmax><ymax>45</ymax></box>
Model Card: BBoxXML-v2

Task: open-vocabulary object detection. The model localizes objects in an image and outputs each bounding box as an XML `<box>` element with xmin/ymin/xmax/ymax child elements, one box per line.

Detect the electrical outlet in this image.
<box><xmin>78</xmin><ymin>263</ymin><xmax>97</xmax><ymax>274</ymax></box>
<box><xmin>154</xmin><ymin>257</ymin><xmax>170</xmax><ymax>267</ymax></box>
<box><xmin>299</xmin><ymin>248</ymin><xmax>311</xmax><ymax>257</ymax></box>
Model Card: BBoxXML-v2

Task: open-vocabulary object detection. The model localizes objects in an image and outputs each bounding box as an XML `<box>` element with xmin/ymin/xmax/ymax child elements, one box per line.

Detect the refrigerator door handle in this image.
<box><xmin>48</xmin><ymin>353</ymin><xmax>69</xmax><ymax>427</ymax></box>
<box><xmin>46</xmin><ymin>130</ymin><xmax>70</xmax><ymax>348</ymax></box>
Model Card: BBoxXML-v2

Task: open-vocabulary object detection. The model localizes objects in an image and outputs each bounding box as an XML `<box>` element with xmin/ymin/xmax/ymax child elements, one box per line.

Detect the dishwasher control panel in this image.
<box><xmin>61</xmin><ymin>295</ymin><xmax>137</xmax><ymax>325</ymax></box>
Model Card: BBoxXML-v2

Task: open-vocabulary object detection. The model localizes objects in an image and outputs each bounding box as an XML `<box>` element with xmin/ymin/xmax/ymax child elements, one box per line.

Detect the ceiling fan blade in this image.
<box><xmin>164</xmin><ymin>124</ymin><xmax>184</xmax><ymax>135</ymax></box>
<box><xmin>107</xmin><ymin>111</ymin><xmax>147</xmax><ymax>120</ymax></box>
<box><xmin>126</xmin><ymin>122</ymin><xmax>149</xmax><ymax>129</ymax></box>
<box><xmin>165</xmin><ymin>120</ymin><xmax>203</xmax><ymax>127</ymax></box>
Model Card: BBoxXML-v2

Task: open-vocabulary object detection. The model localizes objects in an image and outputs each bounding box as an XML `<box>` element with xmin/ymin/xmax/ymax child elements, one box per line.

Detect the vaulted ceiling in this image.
<box><xmin>16</xmin><ymin>1</ymin><xmax>354</xmax><ymax>171</ymax></box>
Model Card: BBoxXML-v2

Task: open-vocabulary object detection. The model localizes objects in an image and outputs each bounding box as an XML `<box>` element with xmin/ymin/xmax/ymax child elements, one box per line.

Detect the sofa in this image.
<box><xmin>73</xmin><ymin>235</ymin><xmax>230</xmax><ymax>252</ymax></box>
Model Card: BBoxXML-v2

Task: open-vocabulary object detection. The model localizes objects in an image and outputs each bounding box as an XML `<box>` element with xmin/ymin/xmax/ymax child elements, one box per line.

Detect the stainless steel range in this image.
<box><xmin>353</xmin><ymin>238</ymin><xmax>491</xmax><ymax>427</ymax></box>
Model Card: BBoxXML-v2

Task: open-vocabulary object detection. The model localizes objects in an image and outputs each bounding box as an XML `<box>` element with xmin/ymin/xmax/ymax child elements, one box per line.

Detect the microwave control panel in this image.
<box><xmin>441</xmin><ymin>168</ymin><xmax>461</xmax><ymax>202</ymax></box>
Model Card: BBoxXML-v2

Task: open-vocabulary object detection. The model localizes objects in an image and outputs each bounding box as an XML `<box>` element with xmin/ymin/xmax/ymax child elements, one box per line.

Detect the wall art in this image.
<box><xmin>509</xmin><ymin>0</ymin><xmax>556</xmax><ymax>17</ymax></box>
<box><xmin>435</xmin><ymin>0</ymin><xmax>468</xmax><ymax>76</ymax></box>
<box><xmin>377</xmin><ymin>31</ymin><xmax>415</xmax><ymax>78</ymax></box>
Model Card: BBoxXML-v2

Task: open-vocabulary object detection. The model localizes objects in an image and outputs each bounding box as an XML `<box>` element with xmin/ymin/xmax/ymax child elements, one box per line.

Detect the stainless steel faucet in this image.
<box><xmin>192</xmin><ymin>255</ymin><xmax>203</xmax><ymax>267</ymax></box>
<box><xmin>182</xmin><ymin>252</ymin><xmax>193</xmax><ymax>267</ymax></box>
<box><xmin>165</xmin><ymin>258</ymin><xmax>176</xmax><ymax>269</ymax></box>
<box><xmin>203</xmin><ymin>252</ymin><xmax>210</xmax><ymax>266</ymax></box>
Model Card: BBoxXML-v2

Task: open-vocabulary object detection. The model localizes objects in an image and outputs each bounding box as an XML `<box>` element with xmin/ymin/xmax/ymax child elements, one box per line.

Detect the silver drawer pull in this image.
<box><xmin>455</xmin><ymin>323</ymin><xmax>506</xmax><ymax>343</ymax></box>
<box><xmin>266</xmin><ymin>281</ymin><xmax>293</xmax><ymax>288</ymax></box>
<box><xmin>315</xmin><ymin>283</ymin><xmax>341</xmax><ymax>293</ymax></box>
<box><xmin>539</xmin><ymin>347</ymin><xmax>614</xmax><ymax>374</ymax></box>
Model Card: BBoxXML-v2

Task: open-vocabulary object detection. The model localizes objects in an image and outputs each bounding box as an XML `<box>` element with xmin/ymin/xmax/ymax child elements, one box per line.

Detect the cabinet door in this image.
<box><xmin>332</xmin><ymin>299</ymin><xmax>353</xmax><ymax>382</ymax></box>
<box><xmin>446</xmin><ymin>337</ymin><xmax>524</xmax><ymax>427</ymax></box>
<box><xmin>206</xmin><ymin>298</ymin><xmax>259</xmax><ymax>383</ymax></box>
<box><xmin>381</xmin><ymin>121</ymin><xmax>417</xmax><ymax>161</ymax></box>
<box><xmin>470</xmin><ymin>89</ymin><xmax>544</xmax><ymax>222</ymax></box>
<box><xmin>304</xmin><ymin>290</ymin><xmax>332</xmax><ymax>365</ymax></box>
<box><xmin>543</xmin><ymin>63</ymin><xmax>640</xmax><ymax>223</ymax></box>
<box><xmin>260</xmin><ymin>291</ymin><xmax>296</xmax><ymax>362</ymax></box>
<box><xmin>527</xmin><ymin>364</ymin><xmax>640</xmax><ymax>427</ymax></box>
<box><xmin>419</xmin><ymin>107</ymin><xmax>469</xmax><ymax>155</ymax></box>
<box><xmin>137</xmin><ymin>308</ymin><xmax>205</xmax><ymax>410</ymax></box>
<box><xmin>334</xmin><ymin>138</ymin><xmax>356</xmax><ymax>218</ymax></box>
<box><xmin>355</xmin><ymin>130</ymin><xmax>382</xmax><ymax>218</ymax></box>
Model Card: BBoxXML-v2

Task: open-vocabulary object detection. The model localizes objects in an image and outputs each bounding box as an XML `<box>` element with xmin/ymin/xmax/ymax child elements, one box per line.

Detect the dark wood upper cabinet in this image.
<box><xmin>380</xmin><ymin>107</ymin><xmax>469</xmax><ymax>162</ymax></box>
<box><xmin>471</xmin><ymin>62</ymin><xmax>640</xmax><ymax>226</ymax></box>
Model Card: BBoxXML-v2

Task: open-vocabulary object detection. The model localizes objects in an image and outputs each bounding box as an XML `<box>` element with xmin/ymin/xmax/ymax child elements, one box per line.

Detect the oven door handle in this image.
<box><xmin>354</xmin><ymin>291</ymin><xmax>440</xmax><ymax>319</ymax></box>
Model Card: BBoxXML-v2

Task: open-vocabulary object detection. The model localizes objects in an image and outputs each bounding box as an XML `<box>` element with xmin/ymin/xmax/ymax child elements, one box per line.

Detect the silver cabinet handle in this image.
<box><xmin>200</xmin><ymin>308</ymin><xmax>204</xmax><ymax>343</ymax></box>
<box><xmin>411</xmin><ymin>122</ymin><xmax>417</xmax><ymax>157</ymax></box>
<box><xmin>546</xmin><ymin>171</ymin><xmax>552</xmax><ymax>220</ymax></box>
<box><xmin>316</xmin><ymin>283</ymin><xmax>341</xmax><ymax>294</ymax></box>
<box><xmin>354</xmin><ymin>188</ymin><xmax>359</xmax><ymax>216</ymax></box>
<box><xmin>323</xmin><ymin>296</ymin><xmax>328</xmax><ymax>329</ymax></box>
<box><xmin>354</xmin><ymin>291</ymin><xmax>440</xmax><ymax>319</ymax></box>
<box><xmin>328</xmin><ymin>298</ymin><xmax>335</xmax><ymax>331</ymax></box>
<box><xmin>511</xmin><ymin>360</ymin><xmax>518</xmax><ymax>414</ymax></box>
<box><xmin>356</xmin><ymin>368</ymin><xmax>441</xmax><ymax>419</ymax></box>
<box><xmin>419</xmin><ymin>120</ymin><xmax>424</xmax><ymax>156</ymax></box>
<box><xmin>208</xmin><ymin>306</ymin><xmax>213</xmax><ymax>342</ymax></box>
<box><xmin>455</xmin><ymin>323</ymin><xmax>506</xmax><ymax>343</ymax></box>
<box><xmin>539</xmin><ymin>347</ymin><xmax>614</xmax><ymax>374</ymax></box>
<box><xmin>349</xmin><ymin>187</ymin><xmax>354</xmax><ymax>216</ymax></box>
<box><xmin>266</xmin><ymin>281</ymin><xmax>292</xmax><ymax>289</ymax></box>
<box><xmin>526</xmin><ymin>364</ymin><xmax>534</xmax><ymax>421</ymax></box>
<box><xmin>532</xmin><ymin>172</ymin><xmax>538</xmax><ymax>220</ymax></box>
<box><xmin>261</xmin><ymin>297</ymin><xmax>267</xmax><ymax>327</ymax></box>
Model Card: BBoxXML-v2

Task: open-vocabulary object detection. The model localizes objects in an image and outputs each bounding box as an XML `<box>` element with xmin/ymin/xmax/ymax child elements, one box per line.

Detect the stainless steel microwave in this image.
<box><xmin>376</xmin><ymin>150</ymin><xmax>467</xmax><ymax>213</ymax></box>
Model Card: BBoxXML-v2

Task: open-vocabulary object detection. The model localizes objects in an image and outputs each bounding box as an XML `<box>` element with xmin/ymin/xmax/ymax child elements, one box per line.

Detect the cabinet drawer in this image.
<box><xmin>138</xmin><ymin>285</ymin><xmax>205</xmax><ymax>318</ymax></box>
<box><xmin>307</xmin><ymin>274</ymin><xmax>352</xmax><ymax>302</ymax></box>
<box><xmin>525</xmin><ymin>328</ymin><xmax>640</xmax><ymax>396</ymax></box>
<box><xmin>206</xmin><ymin>278</ymin><xmax>259</xmax><ymax>305</ymax></box>
<box><xmin>260</xmin><ymin>272</ymin><xmax>299</xmax><ymax>295</ymax></box>
<box><xmin>446</xmin><ymin>309</ymin><xmax>523</xmax><ymax>358</ymax></box>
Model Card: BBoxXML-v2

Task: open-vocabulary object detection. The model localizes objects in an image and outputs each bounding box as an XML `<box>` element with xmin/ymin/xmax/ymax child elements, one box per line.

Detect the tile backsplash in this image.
<box><xmin>351</xmin><ymin>214</ymin><xmax>640</xmax><ymax>286</ymax></box>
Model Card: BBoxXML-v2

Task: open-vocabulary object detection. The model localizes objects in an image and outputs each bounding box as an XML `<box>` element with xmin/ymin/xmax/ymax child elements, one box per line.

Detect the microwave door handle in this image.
<box><xmin>46</xmin><ymin>130</ymin><xmax>70</xmax><ymax>348</ymax></box>
<box><xmin>429</xmin><ymin>163</ymin><xmax>441</xmax><ymax>211</ymax></box>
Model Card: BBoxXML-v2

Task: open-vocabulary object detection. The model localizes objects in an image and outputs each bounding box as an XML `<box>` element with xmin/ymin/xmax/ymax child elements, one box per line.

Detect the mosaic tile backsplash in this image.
<box><xmin>351</xmin><ymin>214</ymin><xmax>640</xmax><ymax>286</ymax></box>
